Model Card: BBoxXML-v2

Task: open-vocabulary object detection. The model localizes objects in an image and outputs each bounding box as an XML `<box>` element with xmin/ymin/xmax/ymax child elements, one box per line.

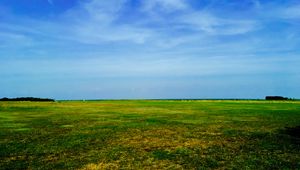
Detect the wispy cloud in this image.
<box><xmin>176</xmin><ymin>12</ymin><xmax>258</xmax><ymax>35</ymax></box>
<box><xmin>47</xmin><ymin>0</ymin><xmax>53</xmax><ymax>5</ymax></box>
<box><xmin>0</xmin><ymin>0</ymin><xmax>260</xmax><ymax>48</ymax></box>
<box><xmin>141</xmin><ymin>0</ymin><xmax>188</xmax><ymax>12</ymax></box>
<box><xmin>252</xmin><ymin>0</ymin><xmax>261</xmax><ymax>9</ymax></box>
<box><xmin>1</xmin><ymin>0</ymin><xmax>299</xmax><ymax>52</ymax></box>
<box><xmin>280</xmin><ymin>5</ymin><xmax>300</xmax><ymax>19</ymax></box>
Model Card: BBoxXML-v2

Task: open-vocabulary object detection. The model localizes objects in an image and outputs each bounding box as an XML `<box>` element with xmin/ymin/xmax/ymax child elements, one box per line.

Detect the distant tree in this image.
<box><xmin>0</xmin><ymin>97</ymin><xmax>9</xmax><ymax>101</ymax></box>
<box><xmin>265</xmin><ymin>96</ymin><xmax>288</xmax><ymax>100</ymax></box>
<box><xmin>0</xmin><ymin>97</ymin><xmax>55</xmax><ymax>102</ymax></box>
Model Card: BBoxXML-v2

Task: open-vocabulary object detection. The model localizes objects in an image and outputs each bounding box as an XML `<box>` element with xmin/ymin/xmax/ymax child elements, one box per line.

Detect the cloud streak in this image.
<box><xmin>0</xmin><ymin>0</ymin><xmax>280</xmax><ymax>48</ymax></box>
<box><xmin>47</xmin><ymin>0</ymin><xmax>53</xmax><ymax>5</ymax></box>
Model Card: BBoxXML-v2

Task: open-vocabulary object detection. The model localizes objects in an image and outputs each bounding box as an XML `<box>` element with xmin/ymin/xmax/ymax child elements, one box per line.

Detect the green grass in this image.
<box><xmin>0</xmin><ymin>100</ymin><xmax>300</xmax><ymax>169</ymax></box>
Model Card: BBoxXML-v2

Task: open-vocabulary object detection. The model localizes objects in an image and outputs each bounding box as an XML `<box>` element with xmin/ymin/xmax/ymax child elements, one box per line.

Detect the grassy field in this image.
<box><xmin>0</xmin><ymin>100</ymin><xmax>300</xmax><ymax>169</ymax></box>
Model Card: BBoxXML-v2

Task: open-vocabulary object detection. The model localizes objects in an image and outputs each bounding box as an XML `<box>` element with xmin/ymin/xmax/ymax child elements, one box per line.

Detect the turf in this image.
<box><xmin>0</xmin><ymin>100</ymin><xmax>300</xmax><ymax>169</ymax></box>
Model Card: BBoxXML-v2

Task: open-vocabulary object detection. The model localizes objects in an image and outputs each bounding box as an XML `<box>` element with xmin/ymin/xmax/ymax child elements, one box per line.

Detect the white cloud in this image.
<box><xmin>259</xmin><ymin>3</ymin><xmax>300</xmax><ymax>21</ymax></box>
<box><xmin>61</xmin><ymin>0</ymin><xmax>154</xmax><ymax>44</ymax></box>
<box><xmin>139</xmin><ymin>1</ymin><xmax>258</xmax><ymax>39</ymax></box>
<box><xmin>142</xmin><ymin>0</ymin><xmax>188</xmax><ymax>12</ymax></box>
<box><xmin>177</xmin><ymin>12</ymin><xmax>258</xmax><ymax>35</ymax></box>
<box><xmin>178</xmin><ymin>12</ymin><xmax>218</xmax><ymax>33</ymax></box>
<box><xmin>0</xmin><ymin>0</ymin><xmax>260</xmax><ymax>53</ymax></box>
<box><xmin>252</xmin><ymin>0</ymin><xmax>261</xmax><ymax>9</ymax></box>
<box><xmin>73</xmin><ymin>24</ymin><xmax>152</xmax><ymax>44</ymax></box>
<box><xmin>47</xmin><ymin>0</ymin><xmax>53</xmax><ymax>5</ymax></box>
<box><xmin>281</xmin><ymin>5</ymin><xmax>300</xmax><ymax>19</ymax></box>
<box><xmin>0</xmin><ymin>0</ymin><xmax>283</xmax><ymax>52</ymax></box>
<box><xmin>0</xmin><ymin>31</ymin><xmax>34</xmax><ymax>48</ymax></box>
<box><xmin>82</xmin><ymin>0</ymin><xmax>126</xmax><ymax>23</ymax></box>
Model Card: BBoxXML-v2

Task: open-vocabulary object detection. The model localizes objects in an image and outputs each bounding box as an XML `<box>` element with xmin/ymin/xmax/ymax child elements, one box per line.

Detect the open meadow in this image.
<box><xmin>1</xmin><ymin>100</ymin><xmax>300</xmax><ymax>169</ymax></box>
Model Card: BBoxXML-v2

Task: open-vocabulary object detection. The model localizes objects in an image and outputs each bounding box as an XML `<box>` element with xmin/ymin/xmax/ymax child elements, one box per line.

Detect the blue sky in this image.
<box><xmin>0</xmin><ymin>0</ymin><xmax>299</xmax><ymax>99</ymax></box>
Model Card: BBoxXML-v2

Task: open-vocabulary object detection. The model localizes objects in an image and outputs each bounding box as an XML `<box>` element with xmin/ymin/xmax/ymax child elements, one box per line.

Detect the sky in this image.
<box><xmin>0</xmin><ymin>0</ymin><xmax>299</xmax><ymax>100</ymax></box>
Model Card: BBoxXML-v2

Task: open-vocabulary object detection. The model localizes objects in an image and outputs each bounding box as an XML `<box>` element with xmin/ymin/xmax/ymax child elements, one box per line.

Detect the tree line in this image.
<box><xmin>265</xmin><ymin>96</ymin><xmax>292</xmax><ymax>100</ymax></box>
<box><xmin>0</xmin><ymin>97</ymin><xmax>55</xmax><ymax>102</ymax></box>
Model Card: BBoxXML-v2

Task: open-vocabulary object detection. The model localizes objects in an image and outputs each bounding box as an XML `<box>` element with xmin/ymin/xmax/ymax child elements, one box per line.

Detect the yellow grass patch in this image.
<box><xmin>80</xmin><ymin>162</ymin><xmax>119</xmax><ymax>170</ymax></box>
<box><xmin>80</xmin><ymin>159</ymin><xmax>184</xmax><ymax>170</ymax></box>
<box><xmin>112</xmin><ymin>128</ymin><xmax>221</xmax><ymax>151</ymax></box>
